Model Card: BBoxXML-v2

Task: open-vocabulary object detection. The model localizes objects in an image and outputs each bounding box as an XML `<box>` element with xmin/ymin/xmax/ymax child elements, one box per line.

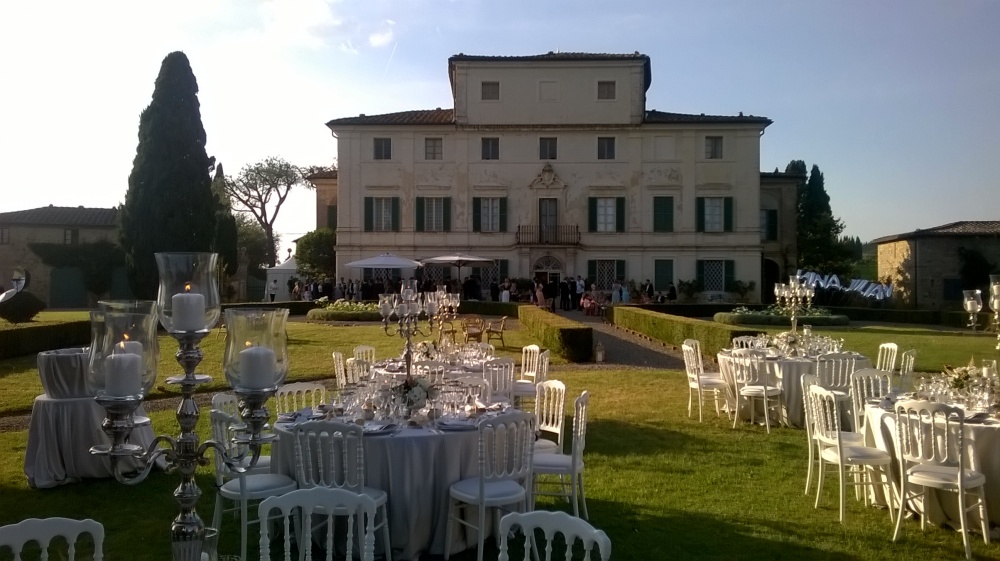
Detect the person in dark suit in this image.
<box><xmin>559</xmin><ymin>279</ymin><xmax>571</xmax><ymax>310</ymax></box>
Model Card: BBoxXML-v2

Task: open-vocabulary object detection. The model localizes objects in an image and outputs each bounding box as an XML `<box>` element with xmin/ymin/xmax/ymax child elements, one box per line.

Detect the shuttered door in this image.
<box><xmin>49</xmin><ymin>266</ymin><xmax>87</xmax><ymax>308</ymax></box>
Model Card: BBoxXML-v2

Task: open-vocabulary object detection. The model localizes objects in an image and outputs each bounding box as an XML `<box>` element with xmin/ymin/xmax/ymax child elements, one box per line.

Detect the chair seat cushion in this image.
<box><xmin>821</xmin><ymin>445</ymin><xmax>891</xmax><ymax>466</ymax></box>
<box><xmin>533</xmin><ymin>452</ymin><xmax>583</xmax><ymax>473</ymax></box>
<box><xmin>219</xmin><ymin>473</ymin><xmax>297</xmax><ymax>500</ymax></box>
<box><xmin>450</xmin><ymin>477</ymin><xmax>526</xmax><ymax>506</ymax></box>
<box><xmin>739</xmin><ymin>385</ymin><xmax>781</xmax><ymax>397</ymax></box>
<box><xmin>512</xmin><ymin>381</ymin><xmax>536</xmax><ymax>397</ymax></box>
<box><xmin>695</xmin><ymin>378</ymin><xmax>730</xmax><ymax>390</ymax></box>
<box><xmin>907</xmin><ymin>464</ymin><xmax>986</xmax><ymax>490</ymax></box>
<box><xmin>534</xmin><ymin>439</ymin><xmax>559</xmax><ymax>454</ymax></box>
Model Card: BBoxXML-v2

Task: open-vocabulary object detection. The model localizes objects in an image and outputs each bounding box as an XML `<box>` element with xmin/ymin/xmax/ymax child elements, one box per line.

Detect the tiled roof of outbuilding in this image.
<box><xmin>305</xmin><ymin>169</ymin><xmax>339</xmax><ymax>180</ymax></box>
<box><xmin>871</xmin><ymin>221</ymin><xmax>1000</xmax><ymax>244</ymax></box>
<box><xmin>644</xmin><ymin>110</ymin><xmax>772</xmax><ymax>126</ymax></box>
<box><xmin>0</xmin><ymin>205</ymin><xmax>117</xmax><ymax>227</ymax></box>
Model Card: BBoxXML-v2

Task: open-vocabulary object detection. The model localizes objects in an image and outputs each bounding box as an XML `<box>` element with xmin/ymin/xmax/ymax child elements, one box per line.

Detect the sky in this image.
<box><xmin>1</xmin><ymin>0</ymin><xmax>998</xmax><ymax>258</ymax></box>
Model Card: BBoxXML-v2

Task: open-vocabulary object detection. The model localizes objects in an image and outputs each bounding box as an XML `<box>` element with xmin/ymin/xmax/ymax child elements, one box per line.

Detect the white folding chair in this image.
<box><xmin>801</xmin><ymin>374</ymin><xmax>863</xmax><ymax>496</ymax></box>
<box><xmin>331</xmin><ymin>351</ymin><xmax>347</xmax><ymax>389</ymax></box>
<box><xmin>876</xmin><ymin>342</ymin><xmax>898</xmax><ymax>374</ymax></box>
<box><xmin>275</xmin><ymin>382</ymin><xmax>327</xmax><ymax>415</ymax></box>
<box><xmin>815</xmin><ymin>352</ymin><xmax>857</xmax><ymax>400</ymax></box>
<box><xmin>682</xmin><ymin>340</ymin><xmax>729</xmax><ymax>422</ymax></box>
<box><xmin>258</xmin><ymin>487</ymin><xmax>377</xmax><ymax>561</ymax></box>
<box><xmin>533</xmin><ymin>391</ymin><xmax>590</xmax><ymax>519</ymax></box>
<box><xmin>809</xmin><ymin>385</ymin><xmax>895</xmax><ymax>523</ymax></box>
<box><xmin>731</xmin><ymin>351</ymin><xmax>781</xmax><ymax>433</ymax></box>
<box><xmin>0</xmin><ymin>517</ymin><xmax>104</xmax><ymax>561</ymax></box>
<box><xmin>353</xmin><ymin>345</ymin><xmax>376</xmax><ymax>364</ymax></box>
<box><xmin>413</xmin><ymin>360</ymin><xmax>447</xmax><ymax>385</ymax></box>
<box><xmin>893</xmin><ymin>400</ymin><xmax>989</xmax><ymax>559</ymax></box>
<box><xmin>533</xmin><ymin>380</ymin><xmax>566</xmax><ymax>454</ymax></box>
<box><xmin>444</xmin><ymin>410</ymin><xmax>535</xmax><ymax>561</ymax></box>
<box><xmin>212</xmin><ymin>392</ymin><xmax>240</xmax><ymax>419</ymax></box>
<box><xmin>482</xmin><ymin>357</ymin><xmax>516</xmax><ymax>404</ymax></box>
<box><xmin>849</xmin><ymin>368</ymin><xmax>891</xmax><ymax>433</ymax></box>
<box><xmin>292</xmin><ymin>420</ymin><xmax>392</xmax><ymax>560</ymax></box>
<box><xmin>210</xmin><ymin>410</ymin><xmax>297</xmax><ymax>561</ymax></box>
<box><xmin>498</xmin><ymin>511</ymin><xmax>611</xmax><ymax>561</ymax></box>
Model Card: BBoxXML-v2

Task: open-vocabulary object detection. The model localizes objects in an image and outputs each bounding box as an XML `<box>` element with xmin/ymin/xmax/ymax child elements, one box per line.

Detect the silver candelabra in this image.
<box><xmin>773</xmin><ymin>275</ymin><xmax>814</xmax><ymax>334</ymax></box>
<box><xmin>378</xmin><ymin>285</ymin><xmax>455</xmax><ymax>380</ymax></box>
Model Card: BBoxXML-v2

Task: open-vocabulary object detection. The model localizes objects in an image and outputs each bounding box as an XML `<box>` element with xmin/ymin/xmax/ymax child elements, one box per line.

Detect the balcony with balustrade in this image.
<box><xmin>515</xmin><ymin>225</ymin><xmax>581</xmax><ymax>246</ymax></box>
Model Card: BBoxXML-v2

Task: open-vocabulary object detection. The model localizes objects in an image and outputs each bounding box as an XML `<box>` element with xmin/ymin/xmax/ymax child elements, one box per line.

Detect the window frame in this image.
<box><xmin>701</xmin><ymin>259</ymin><xmax>726</xmax><ymax>292</ymax></box>
<box><xmin>597</xmin><ymin>136</ymin><xmax>616</xmax><ymax>160</ymax></box>
<box><xmin>372</xmin><ymin>197</ymin><xmax>394</xmax><ymax>232</ymax></box>
<box><xmin>423</xmin><ymin>197</ymin><xmax>445</xmax><ymax>232</ymax></box>
<box><xmin>424</xmin><ymin>137</ymin><xmax>443</xmax><ymax>160</ymax></box>
<box><xmin>63</xmin><ymin>228</ymin><xmax>79</xmax><ymax>245</ymax></box>
<box><xmin>373</xmin><ymin>137</ymin><xmax>392</xmax><ymax>160</ymax></box>
<box><xmin>703</xmin><ymin>198</ymin><xmax>724</xmax><ymax>233</ymax></box>
<box><xmin>480</xmin><ymin>197</ymin><xmax>501</xmax><ymax>233</ymax></box>
<box><xmin>595</xmin><ymin>197</ymin><xmax>617</xmax><ymax>233</ymax></box>
<box><xmin>481</xmin><ymin>137</ymin><xmax>500</xmax><ymax>160</ymax></box>
<box><xmin>704</xmin><ymin>136</ymin><xmax>723</xmax><ymax>160</ymax></box>
<box><xmin>539</xmin><ymin>137</ymin><xmax>557</xmax><ymax>160</ymax></box>
<box><xmin>481</xmin><ymin>81</ymin><xmax>500</xmax><ymax>101</ymax></box>
<box><xmin>760</xmin><ymin>208</ymin><xmax>778</xmax><ymax>241</ymax></box>
<box><xmin>597</xmin><ymin>80</ymin><xmax>616</xmax><ymax>101</ymax></box>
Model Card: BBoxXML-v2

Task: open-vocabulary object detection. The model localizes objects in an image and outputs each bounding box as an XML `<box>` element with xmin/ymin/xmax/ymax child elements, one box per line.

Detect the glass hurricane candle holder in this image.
<box><xmin>223</xmin><ymin>309</ymin><xmax>288</xmax><ymax>392</ymax></box>
<box><xmin>963</xmin><ymin>289</ymin><xmax>983</xmax><ymax>330</ymax></box>
<box><xmin>155</xmin><ymin>252</ymin><xmax>221</xmax><ymax>332</ymax></box>
<box><xmin>87</xmin><ymin>310</ymin><xmax>159</xmax><ymax>399</ymax></box>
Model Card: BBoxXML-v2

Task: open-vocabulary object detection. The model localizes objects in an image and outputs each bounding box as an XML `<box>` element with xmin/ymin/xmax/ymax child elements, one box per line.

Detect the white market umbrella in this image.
<box><xmin>421</xmin><ymin>253</ymin><xmax>497</xmax><ymax>280</ymax></box>
<box><xmin>345</xmin><ymin>253</ymin><xmax>423</xmax><ymax>269</ymax></box>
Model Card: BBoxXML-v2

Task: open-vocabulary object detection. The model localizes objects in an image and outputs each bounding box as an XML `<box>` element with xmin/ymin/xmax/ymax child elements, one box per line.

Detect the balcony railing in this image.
<box><xmin>516</xmin><ymin>225</ymin><xmax>581</xmax><ymax>245</ymax></box>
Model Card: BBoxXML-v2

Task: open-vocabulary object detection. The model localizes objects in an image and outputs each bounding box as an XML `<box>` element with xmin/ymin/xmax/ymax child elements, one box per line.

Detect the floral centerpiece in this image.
<box><xmin>411</xmin><ymin>340</ymin><xmax>438</xmax><ymax>361</ymax></box>
<box><xmin>943</xmin><ymin>358</ymin><xmax>995</xmax><ymax>391</ymax></box>
<box><xmin>393</xmin><ymin>376</ymin><xmax>439</xmax><ymax>410</ymax></box>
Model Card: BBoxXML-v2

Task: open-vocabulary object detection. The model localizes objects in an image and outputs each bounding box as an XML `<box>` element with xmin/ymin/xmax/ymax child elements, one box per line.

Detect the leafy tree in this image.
<box><xmin>236</xmin><ymin>213</ymin><xmax>276</xmax><ymax>273</ymax></box>
<box><xmin>786</xmin><ymin>160</ymin><xmax>853</xmax><ymax>275</ymax></box>
<box><xmin>295</xmin><ymin>228</ymin><xmax>337</xmax><ymax>278</ymax></box>
<box><xmin>118</xmin><ymin>51</ymin><xmax>217</xmax><ymax>298</ymax></box>
<box><xmin>211</xmin><ymin>163</ymin><xmax>239</xmax><ymax>276</ymax></box>
<box><xmin>223</xmin><ymin>157</ymin><xmax>311</xmax><ymax>267</ymax></box>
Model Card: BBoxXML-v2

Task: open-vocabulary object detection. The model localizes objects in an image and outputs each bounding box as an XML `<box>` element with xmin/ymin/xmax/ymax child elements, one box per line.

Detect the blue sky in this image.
<box><xmin>2</xmin><ymin>0</ymin><xmax>997</xmax><ymax>257</ymax></box>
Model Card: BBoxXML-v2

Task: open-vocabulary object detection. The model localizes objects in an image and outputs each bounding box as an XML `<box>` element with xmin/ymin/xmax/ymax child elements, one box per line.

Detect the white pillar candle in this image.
<box><xmin>105</xmin><ymin>353</ymin><xmax>142</xmax><ymax>397</ymax></box>
<box><xmin>172</xmin><ymin>291</ymin><xmax>206</xmax><ymax>331</ymax></box>
<box><xmin>379</xmin><ymin>302</ymin><xmax>392</xmax><ymax>318</ymax></box>
<box><xmin>240</xmin><ymin>345</ymin><xmax>275</xmax><ymax>390</ymax></box>
<box><xmin>120</xmin><ymin>340</ymin><xmax>143</xmax><ymax>356</ymax></box>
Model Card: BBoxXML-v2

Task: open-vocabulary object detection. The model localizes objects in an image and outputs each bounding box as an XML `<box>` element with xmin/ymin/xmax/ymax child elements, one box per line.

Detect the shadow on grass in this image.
<box><xmin>590</xmin><ymin>329</ymin><xmax>686</xmax><ymax>370</ymax></box>
<box><xmin>584</xmin><ymin>418</ymin><xmax>703</xmax><ymax>457</ymax></box>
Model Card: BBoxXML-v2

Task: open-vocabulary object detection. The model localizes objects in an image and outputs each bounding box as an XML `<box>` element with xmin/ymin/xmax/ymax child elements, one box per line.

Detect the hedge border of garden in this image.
<box><xmin>825</xmin><ymin>307</ymin><xmax>991</xmax><ymax>328</ymax></box>
<box><xmin>713</xmin><ymin>312</ymin><xmax>850</xmax><ymax>327</ymax></box>
<box><xmin>458</xmin><ymin>301</ymin><xmax>522</xmax><ymax>317</ymax></box>
<box><xmin>305</xmin><ymin>309</ymin><xmax>382</xmax><ymax>322</ymax></box>
<box><xmin>222</xmin><ymin>301</ymin><xmax>321</xmax><ymax>315</ymax></box>
<box><xmin>0</xmin><ymin>320</ymin><xmax>90</xmax><ymax>360</ymax></box>
<box><xmin>517</xmin><ymin>305</ymin><xmax>593</xmax><ymax>362</ymax></box>
<box><xmin>607</xmin><ymin>306</ymin><xmax>759</xmax><ymax>356</ymax></box>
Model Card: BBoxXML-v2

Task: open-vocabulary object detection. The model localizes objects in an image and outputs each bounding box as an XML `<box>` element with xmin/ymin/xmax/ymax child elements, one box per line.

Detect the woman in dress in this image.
<box><xmin>621</xmin><ymin>281</ymin><xmax>631</xmax><ymax>304</ymax></box>
<box><xmin>535</xmin><ymin>280</ymin><xmax>546</xmax><ymax>309</ymax></box>
<box><xmin>611</xmin><ymin>280</ymin><xmax>621</xmax><ymax>305</ymax></box>
<box><xmin>500</xmin><ymin>278</ymin><xmax>511</xmax><ymax>302</ymax></box>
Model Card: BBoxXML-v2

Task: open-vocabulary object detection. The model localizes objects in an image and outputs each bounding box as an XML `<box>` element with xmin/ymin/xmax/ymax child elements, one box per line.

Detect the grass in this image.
<box><xmin>0</xmin><ymin>310</ymin><xmax>89</xmax><ymax>330</ymax></box>
<box><xmin>2</xmin><ymin>320</ymin><xmax>1000</xmax><ymax>559</ymax></box>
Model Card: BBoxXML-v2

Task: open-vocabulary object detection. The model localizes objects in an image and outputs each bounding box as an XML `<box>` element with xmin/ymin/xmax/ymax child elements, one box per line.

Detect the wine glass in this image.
<box><xmin>963</xmin><ymin>290</ymin><xmax>983</xmax><ymax>330</ymax></box>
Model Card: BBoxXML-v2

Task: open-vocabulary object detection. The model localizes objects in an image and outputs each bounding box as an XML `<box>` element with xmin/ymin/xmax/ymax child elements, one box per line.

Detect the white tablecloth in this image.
<box><xmin>271</xmin><ymin>421</ymin><xmax>487</xmax><ymax>560</ymax></box>
<box><xmin>865</xmin><ymin>406</ymin><xmax>1000</xmax><ymax>527</ymax></box>
<box><xmin>24</xmin><ymin>395</ymin><xmax>157</xmax><ymax>489</ymax></box>
<box><xmin>37</xmin><ymin>348</ymin><xmax>92</xmax><ymax>399</ymax></box>
<box><xmin>718</xmin><ymin>352</ymin><xmax>871</xmax><ymax>428</ymax></box>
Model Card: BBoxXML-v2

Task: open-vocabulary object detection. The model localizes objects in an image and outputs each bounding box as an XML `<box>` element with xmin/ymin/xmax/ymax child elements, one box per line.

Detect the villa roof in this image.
<box><xmin>327</xmin><ymin>108</ymin><xmax>769</xmax><ymax>128</ymax></box>
<box><xmin>305</xmin><ymin>169</ymin><xmax>339</xmax><ymax>180</ymax></box>
<box><xmin>871</xmin><ymin>221</ymin><xmax>1000</xmax><ymax>244</ymax></box>
<box><xmin>0</xmin><ymin>205</ymin><xmax>117</xmax><ymax>227</ymax></box>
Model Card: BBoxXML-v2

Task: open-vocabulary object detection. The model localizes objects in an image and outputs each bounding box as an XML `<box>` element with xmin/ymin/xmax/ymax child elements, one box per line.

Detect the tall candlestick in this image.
<box><xmin>240</xmin><ymin>345</ymin><xmax>275</xmax><ymax>390</ymax></box>
<box><xmin>105</xmin><ymin>353</ymin><xmax>142</xmax><ymax>397</ymax></box>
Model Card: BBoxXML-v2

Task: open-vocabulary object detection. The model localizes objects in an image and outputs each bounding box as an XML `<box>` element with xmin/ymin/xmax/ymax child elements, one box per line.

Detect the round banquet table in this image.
<box><xmin>271</xmin><ymin>420</ymin><xmax>491</xmax><ymax>560</ymax></box>
<box><xmin>717</xmin><ymin>351</ymin><xmax>872</xmax><ymax>429</ymax></box>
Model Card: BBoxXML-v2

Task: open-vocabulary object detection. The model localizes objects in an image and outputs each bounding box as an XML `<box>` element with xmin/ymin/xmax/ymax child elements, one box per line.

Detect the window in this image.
<box><xmin>587</xmin><ymin>259</ymin><xmax>625</xmax><ymax>290</ymax></box>
<box><xmin>424</xmin><ymin>138</ymin><xmax>442</xmax><ymax>160</ymax></box>
<box><xmin>364</xmin><ymin>196</ymin><xmax>399</xmax><ymax>232</ymax></box>
<box><xmin>699</xmin><ymin>260</ymin><xmax>727</xmax><ymax>292</ymax></box>
<box><xmin>539</xmin><ymin>137</ymin><xmax>557</xmax><ymax>160</ymax></box>
<box><xmin>0</xmin><ymin>227</ymin><xmax>8</xmax><ymax>245</ymax></box>
<box><xmin>654</xmin><ymin>259</ymin><xmax>674</xmax><ymax>291</ymax></box>
<box><xmin>696</xmin><ymin>197</ymin><xmax>733</xmax><ymax>233</ymax></box>
<box><xmin>374</xmin><ymin>137</ymin><xmax>391</xmax><ymax>160</ymax></box>
<box><xmin>760</xmin><ymin>209</ymin><xmax>778</xmax><ymax>241</ymax></box>
<box><xmin>704</xmin><ymin>136</ymin><xmax>723</xmax><ymax>159</ymax></box>
<box><xmin>597</xmin><ymin>81</ymin><xmax>616</xmax><ymax>100</ymax></box>
<box><xmin>326</xmin><ymin>204</ymin><xmax>337</xmax><ymax>230</ymax></box>
<box><xmin>588</xmin><ymin>197</ymin><xmax>625</xmax><ymax>233</ymax></box>
<box><xmin>653</xmin><ymin>196</ymin><xmax>674</xmax><ymax>232</ymax></box>
<box><xmin>481</xmin><ymin>137</ymin><xmax>500</xmax><ymax>160</ymax></box>
<box><xmin>473</xmin><ymin>197</ymin><xmax>507</xmax><ymax>233</ymax></box>
<box><xmin>415</xmin><ymin>197</ymin><xmax>451</xmax><ymax>232</ymax></box>
<box><xmin>481</xmin><ymin>81</ymin><xmax>500</xmax><ymax>101</ymax></box>
<box><xmin>597</xmin><ymin>137</ymin><xmax>615</xmax><ymax>160</ymax></box>
<box><xmin>63</xmin><ymin>229</ymin><xmax>79</xmax><ymax>245</ymax></box>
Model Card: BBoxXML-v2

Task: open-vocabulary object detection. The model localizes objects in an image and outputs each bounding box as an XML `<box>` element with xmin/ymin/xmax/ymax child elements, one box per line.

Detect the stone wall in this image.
<box><xmin>879</xmin><ymin>236</ymin><xmax>1000</xmax><ymax>309</ymax></box>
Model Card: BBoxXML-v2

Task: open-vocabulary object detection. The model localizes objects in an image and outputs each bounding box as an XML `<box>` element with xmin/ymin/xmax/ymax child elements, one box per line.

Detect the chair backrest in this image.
<box><xmin>899</xmin><ymin>349</ymin><xmax>917</xmax><ymax>378</ymax></box>
<box><xmin>275</xmin><ymin>382</ymin><xmax>327</xmax><ymax>415</ymax></box>
<box><xmin>498</xmin><ymin>510</ymin><xmax>611</xmax><ymax>561</ymax></box>
<box><xmin>293</xmin><ymin>420</ymin><xmax>366</xmax><ymax>492</ymax></box>
<box><xmin>850</xmin><ymin>368</ymin><xmax>891</xmax><ymax>428</ymax></box>
<box><xmin>258</xmin><ymin>487</ymin><xmax>376</xmax><ymax>561</ymax></box>
<box><xmin>462</xmin><ymin>316</ymin><xmax>485</xmax><ymax>330</ymax></box>
<box><xmin>536</xmin><ymin>350</ymin><xmax>551</xmax><ymax>384</ymax></box>
<box><xmin>569</xmin><ymin>391</ymin><xmax>590</xmax><ymax>462</ymax></box>
<box><xmin>487</xmin><ymin>316</ymin><xmax>507</xmax><ymax>333</ymax></box>
<box><xmin>210</xmin><ymin>409</ymin><xmax>241</xmax><ymax>485</ymax></box>
<box><xmin>212</xmin><ymin>392</ymin><xmax>240</xmax><ymax>420</ymax></box>
<box><xmin>413</xmin><ymin>360</ymin><xmax>447</xmax><ymax>385</ymax></box>
<box><xmin>455</xmin><ymin>376</ymin><xmax>492</xmax><ymax>403</ymax></box>
<box><xmin>477</xmin><ymin>411</ymin><xmax>535</xmax><ymax>495</ymax></box>
<box><xmin>353</xmin><ymin>345</ymin><xmax>376</xmax><ymax>363</ymax></box>
<box><xmin>535</xmin><ymin>380</ymin><xmax>567</xmax><ymax>448</ymax></box>
<box><xmin>476</xmin><ymin>342</ymin><xmax>495</xmax><ymax>358</ymax></box>
<box><xmin>521</xmin><ymin>344</ymin><xmax>541</xmax><ymax>381</ymax></box>
<box><xmin>331</xmin><ymin>351</ymin><xmax>347</xmax><ymax>389</ymax></box>
<box><xmin>345</xmin><ymin>358</ymin><xmax>371</xmax><ymax>386</ymax></box>
<box><xmin>815</xmin><ymin>352</ymin><xmax>857</xmax><ymax>392</ymax></box>
<box><xmin>876</xmin><ymin>342</ymin><xmax>898</xmax><ymax>374</ymax></box>
<box><xmin>807</xmin><ymin>384</ymin><xmax>845</xmax><ymax>449</ymax></box>
<box><xmin>801</xmin><ymin>373</ymin><xmax>819</xmax><ymax>441</ymax></box>
<box><xmin>681</xmin><ymin>342</ymin><xmax>704</xmax><ymax>385</ymax></box>
<box><xmin>732</xmin><ymin>336</ymin><xmax>761</xmax><ymax>349</ymax></box>
<box><xmin>895</xmin><ymin>400</ymin><xmax>967</xmax><ymax>472</ymax></box>
<box><xmin>0</xmin><ymin>517</ymin><xmax>105</xmax><ymax>561</ymax></box>
<box><xmin>731</xmin><ymin>352</ymin><xmax>770</xmax><ymax>386</ymax></box>
<box><xmin>684</xmin><ymin>338</ymin><xmax>703</xmax><ymax>357</ymax></box>
<box><xmin>483</xmin><ymin>358</ymin><xmax>516</xmax><ymax>401</ymax></box>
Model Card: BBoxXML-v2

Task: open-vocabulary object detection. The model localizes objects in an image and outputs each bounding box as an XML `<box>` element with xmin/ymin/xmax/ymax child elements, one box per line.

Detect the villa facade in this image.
<box><xmin>323</xmin><ymin>53</ymin><xmax>796</xmax><ymax>301</ymax></box>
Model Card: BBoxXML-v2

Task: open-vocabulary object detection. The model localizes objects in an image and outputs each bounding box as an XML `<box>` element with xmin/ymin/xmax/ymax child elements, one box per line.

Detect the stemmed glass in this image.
<box><xmin>963</xmin><ymin>289</ymin><xmax>983</xmax><ymax>331</ymax></box>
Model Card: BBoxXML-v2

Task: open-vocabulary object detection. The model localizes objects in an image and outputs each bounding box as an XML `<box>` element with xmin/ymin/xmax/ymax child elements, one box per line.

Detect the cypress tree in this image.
<box><xmin>212</xmin><ymin>163</ymin><xmax>239</xmax><ymax>276</ymax></box>
<box><xmin>118</xmin><ymin>51</ymin><xmax>217</xmax><ymax>298</ymax></box>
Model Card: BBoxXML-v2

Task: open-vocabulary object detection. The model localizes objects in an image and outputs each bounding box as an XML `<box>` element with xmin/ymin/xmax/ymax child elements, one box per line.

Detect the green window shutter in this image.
<box><xmin>472</xmin><ymin>197</ymin><xmax>482</xmax><ymax>232</ymax></box>
<box><xmin>724</xmin><ymin>260</ymin><xmax>735</xmax><ymax>290</ymax></box>
<box><xmin>499</xmin><ymin>197</ymin><xmax>508</xmax><ymax>232</ymax></box>
<box><xmin>766</xmin><ymin>209</ymin><xmax>778</xmax><ymax>240</ymax></box>
<box><xmin>326</xmin><ymin>204</ymin><xmax>337</xmax><ymax>230</ymax></box>
<box><xmin>391</xmin><ymin>197</ymin><xmax>400</xmax><ymax>232</ymax></box>
<box><xmin>363</xmin><ymin>268</ymin><xmax>372</xmax><ymax>281</ymax></box>
<box><xmin>723</xmin><ymin>197</ymin><xmax>734</xmax><ymax>232</ymax></box>
<box><xmin>616</xmin><ymin>259</ymin><xmax>626</xmax><ymax>280</ymax></box>
<box><xmin>695</xmin><ymin>197</ymin><xmax>705</xmax><ymax>232</ymax></box>
<box><xmin>392</xmin><ymin>268</ymin><xmax>401</xmax><ymax>280</ymax></box>
<box><xmin>498</xmin><ymin>259</ymin><xmax>509</xmax><ymax>280</ymax></box>
<box><xmin>415</xmin><ymin>197</ymin><xmax>425</xmax><ymax>232</ymax></box>
<box><xmin>587</xmin><ymin>260</ymin><xmax>597</xmax><ymax>284</ymax></box>
<box><xmin>696</xmin><ymin>260</ymin><xmax>705</xmax><ymax>286</ymax></box>
<box><xmin>615</xmin><ymin>197</ymin><xmax>626</xmax><ymax>233</ymax></box>
<box><xmin>443</xmin><ymin>197</ymin><xmax>452</xmax><ymax>232</ymax></box>
<box><xmin>654</xmin><ymin>259</ymin><xmax>673</xmax><ymax>291</ymax></box>
<box><xmin>653</xmin><ymin>196</ymin><xmax>674</xmax><ymax>232</ymax></box>
<box><xmin>363</xmin><ymin>197</ymin><xmax>373</xmax><ymax>232</ymax></box>
<box><xmin>588</xmin><ymin>198</ymin><xmax>597</xmax><ymax>232</ymax></box>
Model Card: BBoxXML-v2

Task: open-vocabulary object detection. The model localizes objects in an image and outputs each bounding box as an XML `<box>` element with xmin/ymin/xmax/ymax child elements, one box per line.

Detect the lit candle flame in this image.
<box><xmin>245</xmin><ymin>341</ymin><xmax>252</xmax><ymax>348</ymax></box>
<box><xmin>123</xmin><ymin>333</ymin><xmax>130</xmax><ymax>341</ymax></box>
<box><xmin>184</xmin><ymin>282</ymin><xmax>192</xmax><ymax>293</ymax></box>
<box><xmin>118</xmin><ymin>341</ymin><xmax>126</xmax><ymax>351</ymax></box>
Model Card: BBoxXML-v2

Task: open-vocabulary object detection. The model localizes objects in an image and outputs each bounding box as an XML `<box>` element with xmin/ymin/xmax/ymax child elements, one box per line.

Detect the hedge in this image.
<box><xmin>222</xmin><ymin>301</ymin><xmax>321</xmax><ymax>316</ymax></box>
<box><xmin>0</xmin><ymin>320</ymin><xmax>90</xmax><ymax>360</ymax></box>
<box><xmin>607</xmin><ymin>306</ymin><xmax>759</xmax><ymax>356</ymax></box>
<box><xmin>517</xmin><ymin>305</ymin><xmax>593</xmax><ymax>363</ymax></box>
<box><xmin>713</xmin><ymin>312</ymin><xmax>850</xmax><ymax>327</ymax></box>
<box><xmin>306</xmin><ymin>309</ymin><xmax>382</xmax><ymax>322</ymax></box>
<box><xmin>636</xmin><ymin>303</ymin><xmax>765</xmax><ymax>318</ymax></box>
<box><xmin>458</xmin><ymin>300</ymin><xmax>521</xmax><ymax>317</ymax></box>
